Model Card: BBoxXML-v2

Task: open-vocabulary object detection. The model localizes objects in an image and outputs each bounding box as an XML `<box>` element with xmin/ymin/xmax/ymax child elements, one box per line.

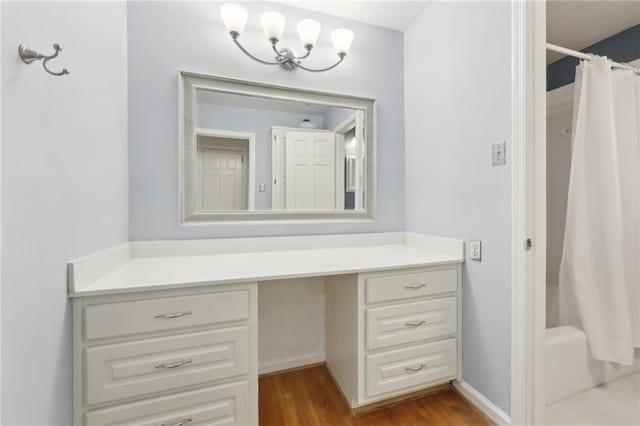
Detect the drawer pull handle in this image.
<box><xmin>161</xmin><ymin>417</ymin><xmax>193</xmax><ymax>426</ymax></box>
<box><xmin>405</xmin><ymin>320</ymin><xmax>427</xmax><ymax>327</ymax></box>
<box><xmin>405</xmin><ymin>364</ymin><xmax>427</xmax><ymax>372</ymax></box>
<box><xmin>404</xmin><ymin>284</ymin><xmax>427</xmax><ymax>290</ymax></box>
<box><xmin>154</xmin><ymin>310</ymin><xmax>192</xmax><ymax>319</ymax></box>
<box><xmin>155</xmin><ymin>359</ymin><xmax>192</xmax><ymax>369</ymax></box>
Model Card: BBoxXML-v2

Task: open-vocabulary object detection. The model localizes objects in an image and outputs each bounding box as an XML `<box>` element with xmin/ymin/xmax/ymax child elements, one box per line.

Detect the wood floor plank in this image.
<box><xmin>259</xmin><ymin>366</ymin><xmax>492</xmax><ymax>426</ymax></box>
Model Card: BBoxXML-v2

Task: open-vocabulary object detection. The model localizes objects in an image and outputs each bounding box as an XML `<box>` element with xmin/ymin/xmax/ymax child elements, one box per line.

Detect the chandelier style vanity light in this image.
<box><xmin>220</xmin><ymin>3</ymin><xmax>354</xmax><ymax>72</ymax></box>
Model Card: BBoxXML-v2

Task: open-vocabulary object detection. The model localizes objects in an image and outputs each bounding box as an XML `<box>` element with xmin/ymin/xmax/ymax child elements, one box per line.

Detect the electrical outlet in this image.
<box><xmin>259</xmin><ymin>184</ymin><xmax>266</xmax><ymax>192</ymax></box>
<box><xmin>469</xmin><ymin>240</ymin><xmax>482</xmax><ymax>261</ymax></box>
<box><xmin>492</xmin><ymin>141</ymin><xmax>506</xmax><ymax>166</ymax></box>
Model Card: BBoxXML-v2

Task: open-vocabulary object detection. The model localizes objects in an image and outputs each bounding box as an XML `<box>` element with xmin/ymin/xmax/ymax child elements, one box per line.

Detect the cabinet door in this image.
<box><xmin>365</xmin><ymin>339</ymin><xmax>457</xmax><ymax>398</ymax></box>
<box><xmin>86</xmin><ymin>327</ymin><xmax>249</xmax><ymax>405</ymax></box>
<box><xmin>85</xmin><ymin>380</ymin><xmax>250</xmax><ymax>426</ymax></box>
<box><xmin>85</xmin><ymin>290</ymin><xmax>249</xmax><ymax>340</ymax></box>
<box><xmin>365</xmin><ymin>268</ymin><xmax>457</xmax><ymax>304</ymax></box>
<box><xmin>366</xmin><ymin>297</ymin><xmax>456</xmax><ymax>350</ymax></box>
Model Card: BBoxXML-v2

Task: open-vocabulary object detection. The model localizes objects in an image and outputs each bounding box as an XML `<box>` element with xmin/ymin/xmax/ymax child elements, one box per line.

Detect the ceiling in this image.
<box><xmin>273</xmin><ymin>1</ymin><xmax>639</xmax><ymax>62</ymax></box>
<box><xmin>547</xmin><ymin>1</ymin><xmax>640</xmax><ymax>63</ymax></box>
<box><xmin>276</xmin><ymin>1</ymin><xmax>431</xmax><ymax>32</ymax></box>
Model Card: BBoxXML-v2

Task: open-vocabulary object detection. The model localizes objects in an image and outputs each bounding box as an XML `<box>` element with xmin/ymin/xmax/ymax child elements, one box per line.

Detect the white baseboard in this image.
<box><xmin>258</xmin><ymin>352</ymin><xmax>325</xmax><ymax>375</ymax></box>
<box><xmin>453</xmin><ymin>380</ymin><xmax>511</xmax><ymax>425</ymax></box>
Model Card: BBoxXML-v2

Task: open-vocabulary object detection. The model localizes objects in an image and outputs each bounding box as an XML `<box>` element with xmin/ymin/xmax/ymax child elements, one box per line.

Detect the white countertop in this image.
<box><xmin>68</xmin><ymin>233</ymin><xmax>464</xmax><ymax>297</ymax></box>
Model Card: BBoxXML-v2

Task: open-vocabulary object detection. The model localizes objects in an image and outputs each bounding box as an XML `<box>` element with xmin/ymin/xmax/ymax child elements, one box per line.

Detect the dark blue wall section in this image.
<box><xmin>547</xmin><ymin>25</ymin><xmax>640</xmax><ymax>91</ymax></box>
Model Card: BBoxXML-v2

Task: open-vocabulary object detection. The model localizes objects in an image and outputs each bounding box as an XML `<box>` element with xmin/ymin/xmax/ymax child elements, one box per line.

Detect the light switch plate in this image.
<box><xmin>259</xmin><ymin>184</ymin><xmax>266</xmax><ymax>192</ymax></box>
<box><xmin>492</xmin><ymin>141</ymin><xmax>506</xmax><ymax>166</ymax></box>
<box><xmin>469</xmin><ymin>240</ymin><xmax>482</xmax><ymax>261</ymax></box>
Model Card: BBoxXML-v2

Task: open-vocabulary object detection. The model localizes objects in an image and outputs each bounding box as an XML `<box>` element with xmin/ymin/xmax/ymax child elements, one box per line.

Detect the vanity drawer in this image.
<box><xmin>86</xmin><ymin>326</ymin><xmax>249</xmax><ymax>405</ymax></box>
<box><xmin>366</xmin><ymin>297</ymin><xmax>457</xmax><ymax>350</ymax></box>
<box><xmin>365</xmin><ymin>338</ymin><xmax>457</xmax><ymax>398</ymax></box>
<box><xmin>85</xmin><ymin>290</ymin><xmax>249</xmax><ymax>340</ymax></box>
<box><xmin>85</xmin><ymin>380</ymin><xmax>250</xmax><ymax>426</ymax></box>
<box><xmin>365</xmin><ymin>268</ymin><xmax>457</xmax><ymax>304</ymax></box>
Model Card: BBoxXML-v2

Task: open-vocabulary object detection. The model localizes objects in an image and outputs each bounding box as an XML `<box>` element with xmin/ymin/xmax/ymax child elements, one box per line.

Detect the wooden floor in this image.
<box><xmin>259</xmin><ymin>366</ymin><xmax>492</xmax><ymax>425</ymax></box>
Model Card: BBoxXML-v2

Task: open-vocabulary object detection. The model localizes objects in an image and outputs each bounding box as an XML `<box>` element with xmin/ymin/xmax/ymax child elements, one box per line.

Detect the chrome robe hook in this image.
<box><xmin>18</xmin><ymin>44</ymin><xmax>69</xmax><ymax>76</ymax></box>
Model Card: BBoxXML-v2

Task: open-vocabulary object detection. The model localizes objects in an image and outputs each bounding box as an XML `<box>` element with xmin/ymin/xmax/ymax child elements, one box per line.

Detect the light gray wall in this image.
<box><xmin>404</xmin><ymin>2</ymin><xmax>512</xmax><ymax>414</ymax></box>
<box><xmin>1</xmin><ymin>2</ymin><xmax>129</xmax><ymax>424</ymax></box>
<box><xmin>128</xmin><ymin>1</ymin><xmax>405</xmax><ymax>240</ymax></box>
<box><xmin>198</xmin><ymin>101</ymin><xmax>325</xmax><ymax>209</ymax></box>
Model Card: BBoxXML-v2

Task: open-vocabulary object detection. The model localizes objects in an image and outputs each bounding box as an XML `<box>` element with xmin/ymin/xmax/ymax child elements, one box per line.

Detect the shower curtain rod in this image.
<box><xmin>547</xmin><ymin>42</ymin><xmax>639</xmax><ymax>74</ymax></box>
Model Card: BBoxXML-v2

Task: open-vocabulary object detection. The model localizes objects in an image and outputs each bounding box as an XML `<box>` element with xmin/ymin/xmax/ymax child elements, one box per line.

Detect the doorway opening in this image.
<box><xmin>332</xmin><ymin>111</ymin><xmax>365</xmax><ymax>211</ymax></box>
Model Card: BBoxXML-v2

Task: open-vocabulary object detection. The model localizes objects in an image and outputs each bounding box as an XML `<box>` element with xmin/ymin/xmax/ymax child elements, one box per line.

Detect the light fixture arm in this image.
<box><xmin>230</xmin><ymin>32</ymin><xmax>280</xmax><ymax>66</ymax></box>
<box><xmin>297</xmin><ymin>53</ymin><xmax>346</xmax><ymax>72</ymax></box>
<box><xmin>229</xmin><ymin>32</ymin><xmax>345</xmax><ymax>72</ymax></box>
<box><xmin>291</xmin><ymin>45</ymin><xmax>312</xmax><ymax>60</ymax></box>
<box><xmin>270</xmin><ymin>39</ymin><xmax>312</xmax><ymax>61</ymax></box>
<box><xmin>296</xmin><ymin>49</ymin><xmax>312</xmax><ymax>60</ymax></box>
<box><xmin>270</xmin><ymin>40</ymin><xmax>281</xmax><ymax>56</ymax></box>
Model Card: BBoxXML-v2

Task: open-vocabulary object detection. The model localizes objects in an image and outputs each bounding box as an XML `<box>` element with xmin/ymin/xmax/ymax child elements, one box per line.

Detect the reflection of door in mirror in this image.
<box><xmin>198</xmin><ymin>147</ymin><xmax>245</xmax><ymax>210</ymax></box>
<box><xmin>196</xmin><ymin>133</ymin><xmax>254</xmax><ymax>211</ymax></box>
<box><xmin>285</xmin><ymin>131</ymin><xmax>336</xmax><ymax>210</ymax></box>
<box><xmin>271</xmin><ymin>127</ymin><xmax>337</xmax><ymax>210</ymax></box>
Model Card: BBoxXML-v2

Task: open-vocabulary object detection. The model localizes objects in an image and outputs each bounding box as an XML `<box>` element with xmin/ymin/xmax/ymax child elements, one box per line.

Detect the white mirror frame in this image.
<box><xmin>179</xmin><ymin>71</ymin><xmax>377</xmax><ymax>223</ymax></box>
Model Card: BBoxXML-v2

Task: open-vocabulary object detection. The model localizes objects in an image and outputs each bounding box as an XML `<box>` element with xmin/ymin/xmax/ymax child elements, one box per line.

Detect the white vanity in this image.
<box><xmin>68</xmin><ymin>232</ymin><xmax>463</xmax><ymax>425</ymax></box>
<box><xmin>67</xmin><ymin>72</ymin><xmax>464</xmax><ymax>425</ymax></box>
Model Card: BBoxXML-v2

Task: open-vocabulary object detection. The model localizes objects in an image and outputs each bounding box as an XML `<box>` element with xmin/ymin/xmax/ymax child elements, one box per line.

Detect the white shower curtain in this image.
<box><xmin>559</xmin><ymin>56</ymin><xmax>640</xmax><ymax>365</ymax></box>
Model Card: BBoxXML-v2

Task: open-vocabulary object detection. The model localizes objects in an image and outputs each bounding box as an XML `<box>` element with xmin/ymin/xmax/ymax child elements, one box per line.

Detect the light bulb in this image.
<box><xmin>220</xmin><ymin>3</ymin><xmax>248</xmax><ymax>36</ymax></box>
<box><xmin>297</xmin><ymin>19</ymin><xmax>321</xmax><ymax>49</ymax></box>
<box><xmin>331</xmin><ymin>28</ymin><xmax>354</xmax><ymax>56</ymax></box>
<box><xmin>261</xmin><ymin>11</ymin><xmax>286</xmax><ymax>42</ymax></box>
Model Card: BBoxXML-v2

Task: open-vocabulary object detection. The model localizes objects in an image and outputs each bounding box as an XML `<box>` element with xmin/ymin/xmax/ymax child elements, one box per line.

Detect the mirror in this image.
<box><xmin>180</xmin><ymin>72</ymin><xmax>376</xmax><ymax>222</ymax></box>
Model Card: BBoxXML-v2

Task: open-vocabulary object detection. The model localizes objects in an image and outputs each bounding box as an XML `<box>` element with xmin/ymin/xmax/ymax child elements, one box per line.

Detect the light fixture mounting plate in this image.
<box><xmin>276</xmin><ymin>48</ymin><xmax>299</xmax><ymax>70</ymax></box>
